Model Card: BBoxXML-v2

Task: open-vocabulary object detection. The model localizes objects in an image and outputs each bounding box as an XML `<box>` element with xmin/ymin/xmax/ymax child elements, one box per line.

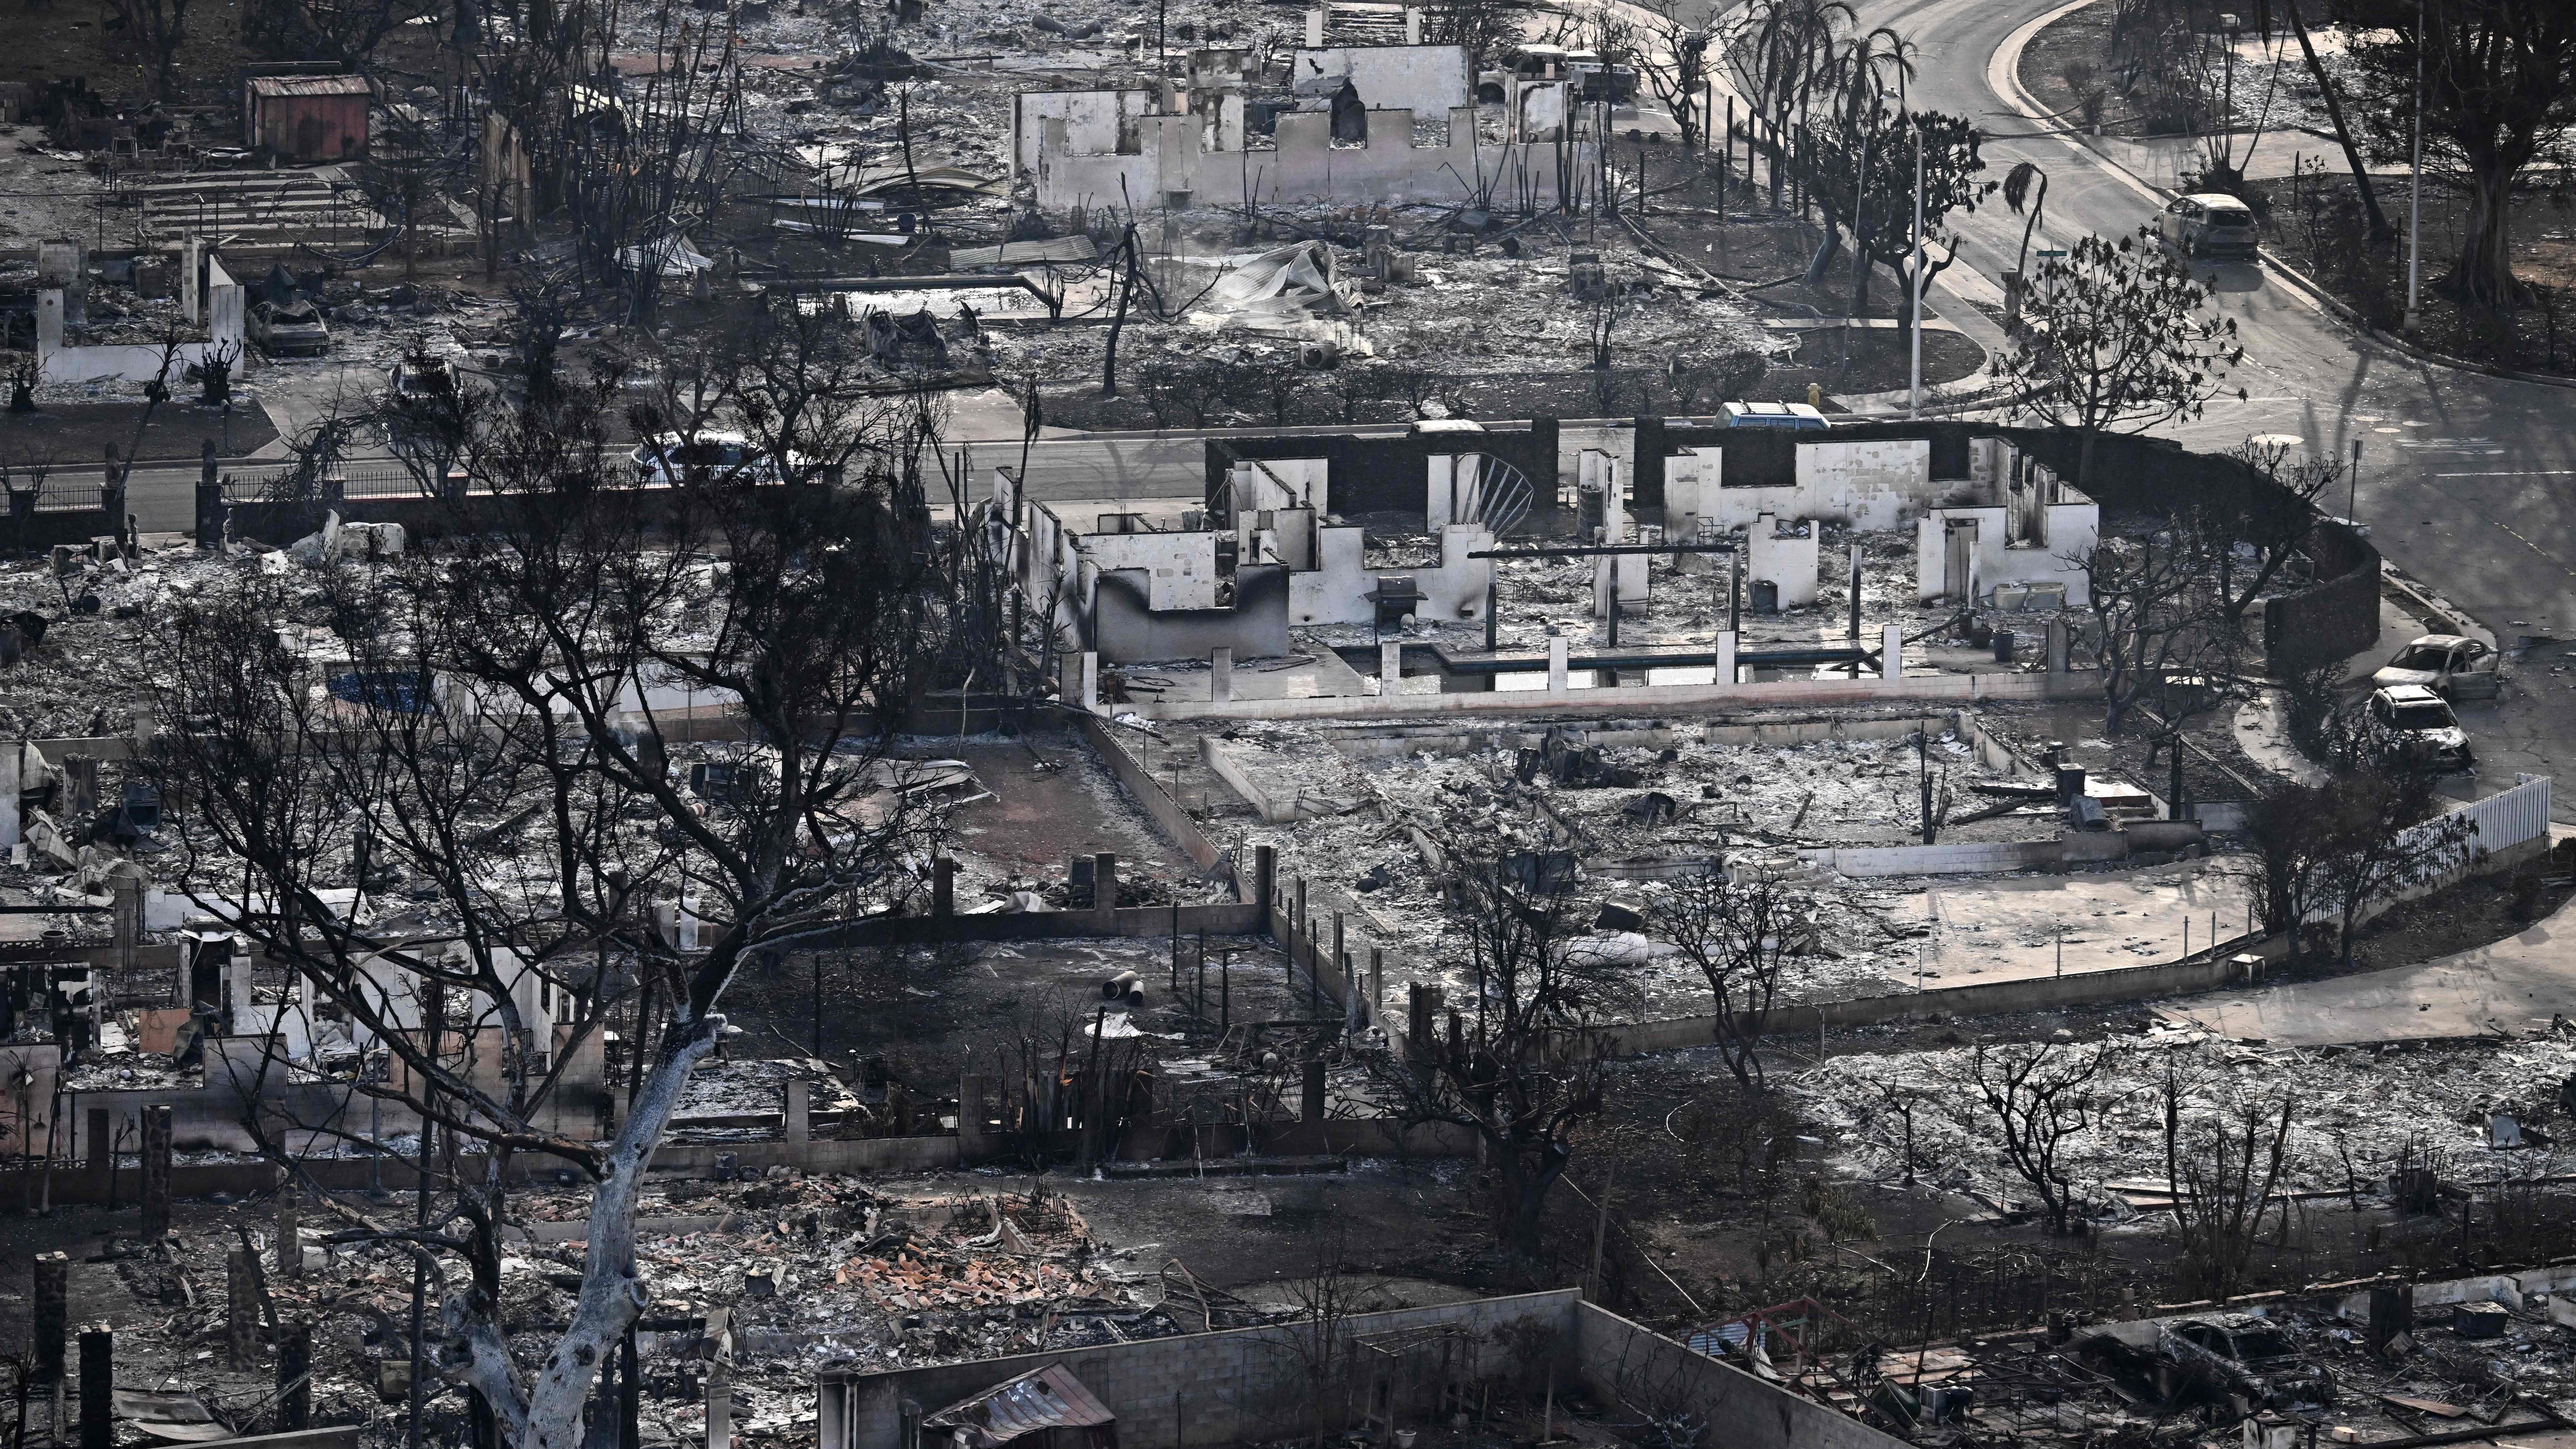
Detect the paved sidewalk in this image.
<box><xmin>2166</xmin><ymin>843</ymin><xmax>2576</xmax><ymax>1045</ymax></box>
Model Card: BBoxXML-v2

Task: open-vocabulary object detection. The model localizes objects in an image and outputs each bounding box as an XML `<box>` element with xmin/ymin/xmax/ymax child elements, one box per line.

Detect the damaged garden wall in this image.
<box><xmin>1030</xmin><ymin>102</ymin><xmax>1587</xmax><ymax>210</ymax></box>
<box><xmin>821</xmin><ymin>1290</ymin><xmax>1906</xmax><ymax>1449</ymax></box>
<box><xmin>37</xmin><ymin>255</ymin><xmax>243</xmax><ymax>385</ymax></box>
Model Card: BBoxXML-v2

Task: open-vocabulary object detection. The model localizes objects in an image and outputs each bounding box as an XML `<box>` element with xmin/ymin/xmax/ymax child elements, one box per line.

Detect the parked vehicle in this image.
<box><xmin>628</xmin><ymin>430</ymin><xmax>812</xmax><ymax>486</ymax></box>
<box><xmin>1723</xmin><ymin>401</ymin><xmax>1831</xmax><ymax>431</ymax></box>
<box><xmin>2083</xmin><ymin>1315</ymin><xmax>2333</xmax><ymax>1412</ymax></box>
<box><xmin>2373</xmin><ymin>633</ymin><xmax>2500</xmax><ymax>700</ymax></box>
<box><xmin>2366</xmin><ymin>684</ymin><xmax>2475</xmax><ymax>772</ymax></box>
<box><xmin>2156</xmin><ymin>193</ymin><xmax>2260</xmax><ymax>261</ymax></box>
<box><xmin>248</xmin><ymin>299</ymin><xmax>330</xmax><ymax>356</ymax></box>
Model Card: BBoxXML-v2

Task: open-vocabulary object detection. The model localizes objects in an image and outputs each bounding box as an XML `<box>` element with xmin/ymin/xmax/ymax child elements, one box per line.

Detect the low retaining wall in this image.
<box><xmin>1127</xmin><ymin>668</ymin><xmax>2095</xmax><ymax>721</ymax></box>
<box><xmin>1598</xmin><ymin>937</ymin><xmax>2275</xmax><ymax>1056</ymax></box>
<box><xmin>1078</xmin><ymin>711</ymin><xmax>1237</xmax><ymax>883</ymax></box>
<box><xmin>819</xmin><ymin>900</ymin><xmax>1265</xmax><ymax>947</ymax></box>
<box><xmin>1803</xmin><ymin>830</ymin><xmax>2132</xmax><ymax>877</ymax></box>
<box><xmin>818</xmin><ymin>1290</ymin><xmax>1904</xmax><ymax>1449</ymax></box>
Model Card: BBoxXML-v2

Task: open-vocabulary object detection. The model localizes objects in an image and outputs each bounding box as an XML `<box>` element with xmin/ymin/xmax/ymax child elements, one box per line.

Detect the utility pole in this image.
<box><xmin>2403</xmin><ymin>0</ymin><xmax>2425</xmax><ymax>334</ymax></box>
<box><xmin>1908</xmin><ymin>121</ymin><xmax>1926</xmax><ymax>417</ymax></box>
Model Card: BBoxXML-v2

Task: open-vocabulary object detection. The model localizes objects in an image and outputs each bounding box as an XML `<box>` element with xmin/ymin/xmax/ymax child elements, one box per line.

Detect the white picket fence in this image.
<box><xmin>2339</xmin><ymin>773</ymin><xmax>2555</xmax><ymax>926</ymax></box>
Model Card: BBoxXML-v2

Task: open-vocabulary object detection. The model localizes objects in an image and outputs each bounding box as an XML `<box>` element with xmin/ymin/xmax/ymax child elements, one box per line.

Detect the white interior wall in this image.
<box><xmin>1746</xmin><ymin>514</ymin><xmax>1820</xmax><ymax>608</ymax></box>
<box><xmin>1291</xmin><ymin>44</ymin><xmax>1471</xmax><ymax>116</ymax></box>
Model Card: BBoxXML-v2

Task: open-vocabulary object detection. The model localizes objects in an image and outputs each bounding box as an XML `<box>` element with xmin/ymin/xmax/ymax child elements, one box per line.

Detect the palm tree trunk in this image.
<box><xmin>2279</xmin><ymin>0</ymin><xmax>2390</xmax><ymax>242</ymax></box>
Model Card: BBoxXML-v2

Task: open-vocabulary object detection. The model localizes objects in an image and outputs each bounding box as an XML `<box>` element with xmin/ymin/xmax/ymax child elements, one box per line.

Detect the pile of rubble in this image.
<box><xmin>1800</xmin><ymin>1029</ymin><xmax>2576</xmax><ymax>1221</ymax></box>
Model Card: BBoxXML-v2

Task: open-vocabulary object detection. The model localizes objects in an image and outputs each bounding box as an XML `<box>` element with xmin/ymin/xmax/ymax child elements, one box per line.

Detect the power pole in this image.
<box><xmin>1908</xmin><ymin>122</ymin><xmax>1925</xmax><ymax>417</ymax></box>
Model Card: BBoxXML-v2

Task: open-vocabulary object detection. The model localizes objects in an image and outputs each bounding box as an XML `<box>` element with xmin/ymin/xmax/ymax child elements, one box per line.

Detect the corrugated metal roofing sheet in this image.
<box><xmin>249</xmin><ymin>75</ymin><xmax>371</xmax><ymax>97</ymax></box>
<box><xmin>923</xmin><ymin>1364</ymin><xmax>1114</xmax><ymax>1449</ymax></box>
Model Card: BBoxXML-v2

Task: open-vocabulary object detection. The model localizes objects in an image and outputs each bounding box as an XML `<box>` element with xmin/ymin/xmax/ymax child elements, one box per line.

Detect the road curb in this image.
<box><xmin>1992</xmin><ymin>0</ymin><xmax>2576</xmax><ymax>393</ymax></box>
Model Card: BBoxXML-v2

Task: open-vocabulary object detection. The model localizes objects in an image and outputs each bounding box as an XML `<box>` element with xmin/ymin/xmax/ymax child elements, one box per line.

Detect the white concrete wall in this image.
<box><xmin>1289</xmin><ymin>521</ymin><xmax>1491</xmax><ymax>625</ymax></box>
<box><xmin>1666</xmin><ymin>438</ymin><xmax>1943</xmax><ymax>534</ymax></box>
<box><xmin>1230</xmin><ymin>457</ymin><xmax>1327</xmax><ymax>515</ymax></box>
<box><xmin>1425</xmin><ymin>451</ymin><xmax>1482</xmax><ymax>528</ymax></box>
<box><xmin>1075</xmin><ymin>529</ymin><xmax>1222</xmax><ymax>609</ymax></box>
<box><xmin>1289</xmin><ymin>523</ymin><xmax>1367</xmax><ymax>622</ymax></box>
<box><xmin>1033</xmin><ymin>102</ymin><xmax>1583</xmax><ymax>210</ymax></box>
<box><xmin>1014</xmin><ymin>90</ymin><xmax>1153</xmax><ymax>174</ymax></box>
<box><xmin>1292</xmin><ymin>44</ymin><xmax>1471</xmax><ymax>117</ymax></box>
<box><xmin>1914</xmin><ymin>502</ymin><xmax>2097</xmax><ymax>604</ymax></box>
<box><xmin>1795</xmin><ymin>438</ymin><xmax>1935</xmax><ymax>530</ymax></box>
<box><xmin>1746</xmin><ymin>514</ymin><xmax>1819</xmax><ymax>608</ymax></box>
<box><xmin>37</xmin><ymin>256</ymin><xmax>244</xmax><ymax>386</ymax></box>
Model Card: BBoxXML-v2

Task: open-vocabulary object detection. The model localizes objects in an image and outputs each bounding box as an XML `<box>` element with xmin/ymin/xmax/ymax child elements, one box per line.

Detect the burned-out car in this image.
<box><xmin>248</xmin><ymin>298</ymin><xmax>331</xmax><ymax>356</ymax></box>
<box><xmin>2083</xmin><ymin>1314</ymin><xmax>2334</xmax><ymax>1412</ymax></box>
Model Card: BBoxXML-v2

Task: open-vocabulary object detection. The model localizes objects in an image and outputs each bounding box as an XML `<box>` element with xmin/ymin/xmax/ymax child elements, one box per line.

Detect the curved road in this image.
<box><xmin>1852</xmin><ymin>0</ymin><xmax>2576</xmax><ymax>803</ymax></box>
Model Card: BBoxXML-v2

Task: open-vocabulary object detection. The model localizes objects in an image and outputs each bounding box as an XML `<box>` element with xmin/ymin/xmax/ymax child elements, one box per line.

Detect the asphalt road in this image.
<box><xmin>1847</xmin><ymin>0</ymin><xmax>2576</xmax><ymax>809</ymax></box>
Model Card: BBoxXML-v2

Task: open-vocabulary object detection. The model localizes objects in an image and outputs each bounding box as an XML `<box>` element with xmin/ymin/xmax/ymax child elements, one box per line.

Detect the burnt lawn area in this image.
<box><xmin>2249</xmin><ymin>170</ymin><xmax>2576</xmax><ymax>376</ymax></box>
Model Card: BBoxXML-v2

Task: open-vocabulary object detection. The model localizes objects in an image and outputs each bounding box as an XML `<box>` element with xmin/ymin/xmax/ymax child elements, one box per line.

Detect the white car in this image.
<box><xmin>2156</xmin><ymin>193</ymin><xmax>2260</xmax><ymax>261</ymax></box>
<box><xmin>2372</xmin><ymin>634</ymin><xmax>2500</xmax><ymax>701</ymax></box>
<box><xmin>629</xmin><ymin>431</ymin><xmax>811</xmax><ymax>486</ymax></box>
<box><xmin>2364</xmin><ymin>684</ymin><xmax>2474</xmax><ymax>773</ymax></box>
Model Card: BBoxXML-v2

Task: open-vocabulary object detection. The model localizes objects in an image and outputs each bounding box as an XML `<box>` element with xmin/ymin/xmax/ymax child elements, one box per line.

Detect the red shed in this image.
<box><xmin>245</xmin><ymin>74</ymin><xmax>371</xmax><ymax>163</ymax></box>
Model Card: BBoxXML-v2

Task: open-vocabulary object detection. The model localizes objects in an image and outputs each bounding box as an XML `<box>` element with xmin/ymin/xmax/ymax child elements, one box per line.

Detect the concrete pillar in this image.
<box><xmin>1714</xmin><ymin>631</ymin><xmax>1737</xmax><ymax>686</ymax></box>
<box><xmin>86</xmin><ymin>1107</ymin><xmax>111</xmax><ymax>1192</ymax></box>
<box><xmin>63</xmin><ymin>753</ymin><xmax>98</xmax><ymax>823</ymax></box>
<box><xmin>277</xmin><ymin>1184</ymin><xmax>300</xmax><ymax>1279</ymax></box>
<box><xmin>1547</xmin><ymin>637</ymin><xmax>1569</xmax><ymax>694</ymax></box>
<box><xmin>1304</xmin><ymin>6</ymin><xmax>1324</xmax><ymax>45</ymax></box>
<box><xmin>78</xmin><ymin>1325</ymin><xmax>111</xmax><ymax>1449</ymax></box>
<box><xmin>276</xmin><ymin>1320</ymin><xmax>311</xmax><ymax>1430</ymax></box>
<box><xmin>225</xmin><ymin>950</ymin><xmax>254</xmax><ymax>1035</ymax></box>
<box><xmin>226</xmin><ymin>1248</ymin><xmax>259</xmax><ymax>1368</ymax></box>
<box><xmin>197</xmin><ymin>440</ymin><xmax>225</xmax><ymax>547</ymax></box>
<box><xmin>706</xmin><ymin>1363</ymin><xmax>733</xmax><ymax>1449</ymax></box>
<box><xmin>1252</xmin><ymin>844</ymin><xmax>1276</xmax><ymax>924</ymax></box>
<box><xmin>1301</xmin><ymin>1058</ymin><xmax>1326</xmax><ymax>1123</ymax></box>
<box><xmin>131</xmin><ymin>710</ymin><xmax>153</xmax><ymax>748</ymax></box>
<box><xmin>784</xmin><ymin>1079</ymin><xmax>810</xmax><ymax>1157</ymax></box>
<box><xmin>1881</xmin><ymin>623</ymin><xmax>1904</xmax><ymax>681</ymax></box>
<box><xmin>36</xmin><ymin>290</ymin><xmax>64</xmax><ymax>357</ymax></box>
<box><xmin>1093</xmin><ymin>852</ymin><xmax>1118</xmax><ymax>922</ymax></box>
<box><xmin>2047</xmin><ymin>616</ymin><xmax>2071</xmax><ymax>674</ymax></box>
<box><xmin>0</xmin><ymin>736</ymin><xmax>18</xmax><ymax>848</ymax></box>
<box><xmin>141</xmin><ymin>1105</ymin><xmax>173</xmax><ymax>1239</ymax></box>
<box><xmin>958</xmin><ymin>1073</ymin><xmax>992</xmax><ymax>1161</ymax></box>
<box><xmin>1212</xmin><ymin>646</ymin><xmax>1232</xmax><ymax>702</ymax></box>
<box><xmin>931</xmin><ymin>857</ymin><xmax>956</xmax><ymax>917</ymax></box>
<box><xmin>1331</xmin><ymin>913</ymin><xmax>1344</xmax><ymax>991</ymax></box>
<box><xmin>1379</xmin><ymin>641</ymin><xmax>1401</xmax><ymax>690</ymax></box>
<box><xmin>1080</xmin><ymin>651</ymin><xmax>1099</xmax><ymax>712</ymax></box>
<box><xmin>33</xmin><ymin>1253</ymin><xmax>68</xmax><ymax>1381</ymax></box>
<box><xmin>1368</xmin><ymin>949</ymin><xmax>1383</xmax><ymax>1028</ymax></box>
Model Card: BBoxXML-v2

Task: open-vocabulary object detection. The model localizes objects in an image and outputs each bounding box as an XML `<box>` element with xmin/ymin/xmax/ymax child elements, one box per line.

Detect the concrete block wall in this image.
<box><xmin>1032</xmin><ymin>103</ymin><xmax>1585</xmax><ymax>210</ymax></box>
<box><xmin>1569</xmin><ymin>1302</ymin><xmax>1905</xmax><ymax>1449</ymax></box>
<box><xmin>37</xmin><ymin>257</ymin><xmax>244</xmax><ymax>385</ymax></box>
<box><xmin>822</xmin><ymin>1293</ymin><xmax>1907</xmax><ymax>1449</ymax></box>
<box><xmin>1745</xmin><ymin>513</ymin><xmax>1818</xmax><ymax>609</ymax></box>
<box><xmin>823</xmin><ymin>1291</ymin><xmax>1579</xmax><ymax>1449</ymax></box>
<box><xmin>1293</xmin><ymin>43</ymin><xmax>1471</xmax><ymax>117</ymax></box>
<box><xmin>1802</xmin><ymin>830</ymin><xmax>2131</xmax><ymax>877</ymax></box>
<box><xmin>1913</xmin><ymin>503</ymin><xmax>2097</xmax><ymax>605</ymax></box>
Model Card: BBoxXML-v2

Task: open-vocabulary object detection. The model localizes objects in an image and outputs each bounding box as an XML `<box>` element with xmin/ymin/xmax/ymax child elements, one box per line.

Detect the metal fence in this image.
<box><xmin>220</xmin><ymin>462</ymin><xmax>435</xmax><ymax>503</ymax></box>
<box><xmin>30</xmin><ymin>481</ymin><xmax>109</xmax><ymax>514</ymax></box>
